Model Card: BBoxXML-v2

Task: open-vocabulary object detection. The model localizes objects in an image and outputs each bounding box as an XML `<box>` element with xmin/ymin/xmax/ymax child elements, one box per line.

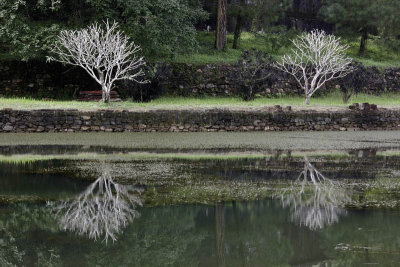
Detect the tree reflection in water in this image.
<box><xmin>54</xmin><ymin>166</ymin><xmax>143</xmax><ymax>242</ymax></box>
<box><xmin>276</xmin><ymin>157</ymin><xmax>351</xmax><ymax>230</ymax></box>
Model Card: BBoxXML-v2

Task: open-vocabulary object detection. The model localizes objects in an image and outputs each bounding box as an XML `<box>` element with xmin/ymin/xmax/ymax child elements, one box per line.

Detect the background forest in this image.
<box><xmin>0</xmin><ymin>0</ymin><xmax>399</xmax><ymax>66</ymax></box>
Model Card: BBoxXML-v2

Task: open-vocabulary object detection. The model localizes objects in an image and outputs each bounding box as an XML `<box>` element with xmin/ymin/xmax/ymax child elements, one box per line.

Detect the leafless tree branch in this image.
<box><xmin>47</xmin><ymin>20</ymin><xmax>148</xmax><ymax>103</ymax></box>
<box><xmin>274</xmin><ymin>30</ymin><xmax>355</xmax><ymax>104</ymax></box>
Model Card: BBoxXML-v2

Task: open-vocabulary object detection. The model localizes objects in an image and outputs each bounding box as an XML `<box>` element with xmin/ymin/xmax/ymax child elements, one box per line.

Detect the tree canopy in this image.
<box><xmin>0</xmin><ymin>0</ymin><xmax>207</xmax><ymax>60</ymax></box>
<box><xmin>0</xmin><ymin>0</ymin><xmax>398</xmax><ymax>61</ymax></box>
<box><xmin>319</xmin><ymin>0</ymin><xmax>383</xmax><ymax>54</ymax></box>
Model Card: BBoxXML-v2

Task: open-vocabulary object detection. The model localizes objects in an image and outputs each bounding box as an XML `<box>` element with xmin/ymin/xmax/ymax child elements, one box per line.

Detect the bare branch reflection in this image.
<box><xmin>54</xmin><ymin>166</ymin><xmax>143</xmax><ymax>242</ymax></box>
<box><xmin>276</xmin><ymin>157</ymin><xmax>351</xmax><ymax>230</ymax></box>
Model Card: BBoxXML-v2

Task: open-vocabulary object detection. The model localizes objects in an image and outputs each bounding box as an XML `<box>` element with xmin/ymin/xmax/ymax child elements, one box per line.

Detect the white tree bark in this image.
<box><xmin>47</xmin><ymin>20</ymin><xmax>147</xmax><ymax>103</ymax></box>
<box><xmin>275</xmin><ymin>30</ymin><xmax>355</xmax><ymax>104</ymax></box>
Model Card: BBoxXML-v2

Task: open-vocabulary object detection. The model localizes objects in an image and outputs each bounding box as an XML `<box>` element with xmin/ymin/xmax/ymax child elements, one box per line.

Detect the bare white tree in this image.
<box><xmin>276</xmin><ymin>157</ymin><xmax>351</xmax><ymax>230</ymax></box>
<box><xmin>54</xmin><ymin>167</ymin><xmax>143</xmax><ymax>243</ymax></box>
<box><xmin>275</xmin><ymin>30</ymin><xmax>355</xmax><ymax>104</ymax></box>
<box><xmin>47</xmin><ymin>20</ymin><xmax>147</xmax><ymax>103</ymax></box>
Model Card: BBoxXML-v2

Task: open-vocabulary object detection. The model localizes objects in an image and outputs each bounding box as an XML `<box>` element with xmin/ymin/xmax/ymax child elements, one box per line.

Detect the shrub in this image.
<box><xmin>120</xmin><ymin>63</ymin><xmax>170</xmax><ymax>102</ymax></box>
<box><xmin>229</xmin><ymin>49</ymin><xmax>275</xmax><ymax>101</ymax></box>
<box><xmin>338</xmin><ymin>62</ymin><xmax>384</xmax><ymax>103</ymax></box>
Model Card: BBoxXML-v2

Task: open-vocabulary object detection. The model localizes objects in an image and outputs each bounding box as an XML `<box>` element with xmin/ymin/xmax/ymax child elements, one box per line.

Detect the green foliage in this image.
<box><xmin>250</xmin><ymin>0</ymin><xmax>292</xmax><ymax>31</ymax></box>
<box><xmin>0</xmin><ymin>0</ymin><xmax>207</xmax><ymax>60</ymax></box>
<box><xmin>173</xmin><ymin>30</ymin><xmax>297</xmax><ymax>64</ymax></box>
<box><xmin>320</xmin><ymin>0</ymin><xmax>381</xmax><ymax>33</ymax></box>
<box><xmin>84</xmin><ymin>0</ymin><xmax>208</xmax><ymax>59</ymax></box>
<box><xmin>319</xmin><ymin>0</ymin><xmax>397</xmax><ymax>54</ymax></box>
<box><xmin>229</xmin><ymin>49</ymin><xmax>275</xmax><ymax>101</ymax></box>
<box><xmin>120</xmin><ymin>62</ymin><xmax>169</xmax><ymax>102</ymax></box>
<box><xmin>344</xmin><ymin>37</ymin><xmax>400</xmax><ymax>68</ymax></box>
<box><xmin>379</xmin><ymin>0</ymin><xmax>400</xmax><ymax>50</ymax></box>
<box><xmin>259</xmin><ymin>26</ymin><xmax>299</xmax><ymax>54</ymax></box>
<box><xmin>1</xmin><ymin>0</ymin><xmax>397</xmax><ymax>67</ymax></box>
<box><xmin>0</xmin><ymin>2</ymin><xmax>40</xmax><ymax>60</ymax></box>
<box><xmin>173</xmin><ymin>29</ymin><xmax>399</xmax><ymax>68</ymax></box>
<box><xmin>0</xmin><ymin>0</ymin><xmax>68</xmax><ymax>60</ymax></box>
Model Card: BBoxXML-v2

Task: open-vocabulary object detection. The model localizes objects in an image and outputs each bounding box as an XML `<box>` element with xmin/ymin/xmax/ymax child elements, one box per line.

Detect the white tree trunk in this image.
<box><xmin>102</xmin><ymin>85</ymin><xmax>110</xmax><ymax>103</ymax></box>
<box><xmin>274</xmin><ymin>30</ymin><xmax>355</xmax><ymax>104</ymax></box>
<box><xmin>305</xmin><ymin>96</ymin><xmax>310</xmax><ymax>105</ymax></box>
<box><xmin>47</xmin><ymin>21</ymin><xmax>148</xmax><ymax>103</ymax></box>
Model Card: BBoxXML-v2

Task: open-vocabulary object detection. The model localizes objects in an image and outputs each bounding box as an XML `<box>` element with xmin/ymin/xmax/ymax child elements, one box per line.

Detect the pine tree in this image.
<box><xmin>320</xmin><ymin>0</ymin><xmax>383</xmax><ymax>54</ymax></box>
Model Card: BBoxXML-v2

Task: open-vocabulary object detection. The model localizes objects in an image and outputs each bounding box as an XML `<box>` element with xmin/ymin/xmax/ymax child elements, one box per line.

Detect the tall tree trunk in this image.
<box><xmin>359</xmin><ymin>28</ymin><xmax>368</xmax><ymax>55</ymax></box>
<box><xmin>232</xmin><ymin>1</ymin><xmax>245</xmax><ymax>49</ymax></box>
<box><xmin>216</xmin><ymin>0</ymin><xmax>227</xmax><ymax>50</ymax></box>
<box><xmin>215</xmin><ymin>203</ymin><xmax>226</xmax><ymax>267</ymax></box>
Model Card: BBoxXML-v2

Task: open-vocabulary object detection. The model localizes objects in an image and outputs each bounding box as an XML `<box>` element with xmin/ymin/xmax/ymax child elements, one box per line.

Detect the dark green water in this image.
<box><xmin>1</xmin><ymin>144</ymin><xmax>400</xmax><ymax>266</ymax></box>
<box><xmin>2</xmin><ymin>201</ymin><xmax>400</xmax><ymax>266</ymax></box>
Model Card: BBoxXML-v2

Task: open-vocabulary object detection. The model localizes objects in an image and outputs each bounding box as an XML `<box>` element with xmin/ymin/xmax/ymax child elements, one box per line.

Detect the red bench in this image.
<box><xmin>77</xmin><ymin>90</ymin><xmax>121</xmax><ymax>102</ymax></box>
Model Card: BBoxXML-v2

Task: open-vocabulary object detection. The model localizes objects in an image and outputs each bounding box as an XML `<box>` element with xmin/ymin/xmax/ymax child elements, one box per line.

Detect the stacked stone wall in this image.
<box><xmin>1</xmin><ymin>106</ymin><xmax>399</xmax><ymax>133</ymax></box>
<box><xmin>1</xmin><ymin>61</ymin><xmax>399</xmax><ymax>99</ymax></box>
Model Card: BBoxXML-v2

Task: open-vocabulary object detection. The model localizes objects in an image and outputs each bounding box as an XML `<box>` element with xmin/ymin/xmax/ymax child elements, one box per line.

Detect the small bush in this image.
<box><xmin>120</xmin><ymin>63</ymin><xmax>170</xmax><ymax>102</ymax></box>
<box><xmin>337</xmin><ymin>62</ymin><xmax>385</xmax><ymax>103</ymax></box>
<box><xmin>229</xmin><ymin>49</ymin><xmax>276</xmax><ymax>101</ymax></box>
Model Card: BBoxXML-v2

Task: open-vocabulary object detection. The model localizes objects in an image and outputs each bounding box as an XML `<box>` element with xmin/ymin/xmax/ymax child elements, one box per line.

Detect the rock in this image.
<box><xmin>347</xmin><ymin>127</ymin><xmax>358</xmax><ymax>131</ymax></box>
<box><xmin>360</xmin><ymin>103</ymin><xmax>370</xmax><ymax>111</ymax></box>
<box><xmin>349</xmin><ymin>103</ymin><xmax>359</xmax><ymax>110</ymax></box>
<box><xmin>3</xmin><ymin>125</ymin><xmax>13</xmax><ymax>131</ymax></box>
<box><xmin>36</xmin><ymin>126</ymin><xmax>45</xmax><ymax>132</ymax></box>
<box><xmin>253</xmin><ymin>120</ymin><xmax>262</xmax><ymax>126</ymax></box>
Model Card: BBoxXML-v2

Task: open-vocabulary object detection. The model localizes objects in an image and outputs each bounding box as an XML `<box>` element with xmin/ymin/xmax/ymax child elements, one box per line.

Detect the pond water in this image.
<box><xmin>1</xmin><ymin>133</ymin><xmax>400</xmax><ymax>266</ymax></box>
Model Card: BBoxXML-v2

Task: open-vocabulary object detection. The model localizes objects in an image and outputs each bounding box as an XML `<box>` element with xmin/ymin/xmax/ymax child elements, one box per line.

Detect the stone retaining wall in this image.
<box><xmin>161</xmin><ymin>64</ymin><xmax>400</xmax><ymax>97</ymax></box>
<box><xmin>1</xmin><ymin>106</ymin><xmax>399</xmax><ymax>133</ymax></box>
<box><xmin>1</xmin><ymin>60</ymin><xmax>400</xmax><ymax>99</ymax></box>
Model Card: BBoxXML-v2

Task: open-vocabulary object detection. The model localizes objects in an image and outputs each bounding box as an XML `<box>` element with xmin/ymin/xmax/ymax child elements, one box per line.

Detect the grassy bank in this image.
<box><xmin>172</xmin><ymin>31</ymin><xmax>400</xmax><ymax>68</ymax></box>
<box><xmin>1</xmin><ymin>31</ymin><xmax>399</xmax><ymax>68</ymax></box>
<box><xmin>1</xmin><ymin>92</ymin><xmax>399</xmax><ymax>111</ymax></box>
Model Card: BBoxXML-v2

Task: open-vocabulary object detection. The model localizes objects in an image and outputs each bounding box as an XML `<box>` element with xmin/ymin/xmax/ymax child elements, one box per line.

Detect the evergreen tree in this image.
<box><xmin>320</xmin><ymin>0</ymin><xmax>383</xmax><ymax>54</ymax></box>
<box><xmin>379</xmin><ymin>0</ymin><xmax>400</xmax><ymax>49</ymax></box>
